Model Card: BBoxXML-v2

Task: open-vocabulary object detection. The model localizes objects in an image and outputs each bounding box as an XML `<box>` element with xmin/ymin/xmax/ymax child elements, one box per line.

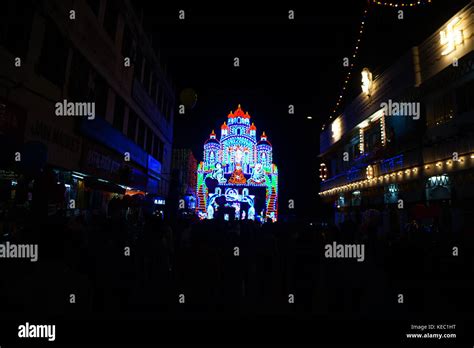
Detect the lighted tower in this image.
<box><xmin>257</xmin><ymin>131</ymin><xmax>272</xmax><ymax>168</ymax></box>
<box><xmin>196</xmin><ymin>104</ymin><xmax>278</xmax><ymax>222</ymax></box>
<box><xmin>203</xmin><ymin>129</ymin><xmax>220</xmax><ymax>167</ymax></box>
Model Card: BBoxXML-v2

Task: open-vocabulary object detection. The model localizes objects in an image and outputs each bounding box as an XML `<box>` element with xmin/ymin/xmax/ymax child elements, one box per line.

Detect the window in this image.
<box><xmin>134</xmin><ymin>49</ymin><xmax>143</xmax><ymax>82</ymax></box>
<box><xmin>91</xmin><ymin>72</ymin><xmax>107</xmax><ymax>118</ymax></box>
<box><xmin>150</xmin><ymin>73</ymin><xmax>157</xmax><ymax>98</ymax></box>
<box><xmin>127</xmin><ymin>111</ymin><xmax>137</xmax><ymax>140</ymax></box>
<box><xmin>131</xmin><ymin>1</ymin><xmax>142</xmax><ymax>15</ymax></box>
<box><xmin>168</xmin><ymin>103</ymin><xmax>173</xmax><ymax>122</ymax></box>
<box><xmin>122</xmin><ymin>25</ymin><xmax>133</xmax><ymax>58</ymax></box>
<box><xmin>456</xmin><ymin>79</ymin><xmax>474</xmax><ymax>114</ymax></box>
<box><xmin>143</xmin><ymin>61</ymin><xmax>150</xmax><ymax>92</ymax></box>
<box><xmin>351</xmin><ymin>143</ymin><xmax>359</xmax><ymax>160</ymax></box>
<box><xmin>165</xmin><ymin>101</ymin><xmax>172</xmax><ymax>122</ymax></box>
<box><xmin>363</xmin><ymin>120</ymin><xmax>381</xmax><ymax>152</ymax></box>
<box><xmin>156</xmin><ymin>138</ymin><xmax>164</xmax><ymax>162</ymax></box>
<box><xmin>157</xmin><ymin>88</ymin><xmax>164</xmax><ymax>114</ymax></box>
<box><xmin>146</xmin><ymin>128</ymin><xmax>153</xmax><ymax>153</ymax></box>
<box><xmin>427</xmin><ymin>92</ymin><xmax>454</xmax><ymax>127</ymax></box>
<box><xmin>113</xmin><ymin>96</ymin><xmax>125</xmax><ymax>132</ymax></box>
<box><xmin>103</xmin><ymin>0</ymin><xmax>119</xmax><ymax>41</ymax></box>
<box><xmin>137</xmin><ymin>119</ymin><xmax>145</xmax><ymax>148</ymax></box>
<box><xmin>68</xmin><ymin>51</ymin><xmax>90</xmax><ymax>101</ymax></box>
<box><xmin>154</xmin><ymin>84</ymin><xmax>160</xmax><ymax>105</ymax></box>
<box><xmin>142</xmin><ymin>15</ymin><xmax>154</xmax><ymax>42</ymax></box>
<box><xmin>161</xmin><ymin>99</ymin><xmax>167</xmax><ymax>120</ymax></box>
<box><xmin>86</xmin><ymin>0</ymin><xmax>100</xmax><ymax>16</ymax></box>
<box><xmin>152</xmin><ymin>135</ymin><xmax>158</xmax><ymax>159</ymax></box>
<box><xmin>0</xmin><ymin>1</ymin><xmax>34</xmax><ymax>58</ymax></box>
<box><xmin>37</xmin><ymin>19</ymin><xmax>68</xmax><ymax>87</ymax></box>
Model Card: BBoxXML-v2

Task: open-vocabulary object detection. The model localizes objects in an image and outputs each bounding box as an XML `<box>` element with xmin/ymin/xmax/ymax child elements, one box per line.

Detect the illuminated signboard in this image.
<box><xmin>331</xmin><ymin>117</ymin><xmax>342</xmax><ymax>142</ymax></box>
<box><xmin>440</xmin><ymin>17</ymin><xmax>464</xmax><ymax>56</ymax></box>
<box><xmin>361</xmin><ymin>68</ymin><xmax>373</xmax><ymax>96</ymax></box>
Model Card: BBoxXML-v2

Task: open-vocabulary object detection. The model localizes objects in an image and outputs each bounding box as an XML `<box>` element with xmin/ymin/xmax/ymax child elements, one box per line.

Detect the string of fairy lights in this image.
<box><xmin>319</xmin><ymin>153</ymin><xmax>474</xmax><ymax>197</ymax></box>
<box><xmin>372</xmin><ymin>0</ymin><xmax>432</xmax><ymax>7</ymax></box>
<box><xmin>321</xmin><ymin>0</ymin><xmax>433</xmax><ymax>131</ymax></box>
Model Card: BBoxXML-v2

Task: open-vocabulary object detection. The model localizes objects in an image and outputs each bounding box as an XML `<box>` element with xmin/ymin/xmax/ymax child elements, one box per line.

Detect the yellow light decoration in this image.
<box><xmin>380</xmin><ymin>115</ymin><xmax>386</xmax><ymax>146</ymax></box>
<box><xmin>366</xmin><ymin>165</ymin><xmax>374</xmax><ymax>180</ymax></box>
<box><xmin>361</xmin><ymin>68</ymin><xmax>373</xmax><ymax>96</ymax></box>
<box><xmin>331</xmin><ymin>117</ymin><xmax>342</xmax><ymax>142</ymax></box>
<box><xmin>322</xmin><ymin>6</ymin><xmax>369</xmax><ymax>131</ymax></box>
<box><xmin>319</xmin><ymin>163</ymin><xmax>328</xmax><ymax>181</ymax></box>
<box><xmin>319</xmin><ymin>152</ymin><xmax>474</xmax><ymax>197</ymax></box>
<box><xmin>322</xmin><ymin>0</ymin><xmax>432</xmax><ymax>131</ymax></box>
<box><xmin>440</xmin><ymin>17</ymin><xmax>464</xmax><ymax>56</ymax></box>
<box><xmin>371</xmin><ymin>0</ymin><xmax>432</xmax><ymax>7</ymax></box>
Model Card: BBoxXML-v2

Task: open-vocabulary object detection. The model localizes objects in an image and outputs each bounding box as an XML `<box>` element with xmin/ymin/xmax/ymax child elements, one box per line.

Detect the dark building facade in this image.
<box><xmin>318</xmin><ymin>1</ymin><xmax>474</xmax><ymax>235</ymax></box>
<box><xmin>0</xmin><ymin>0</ymin><xmax>175</xmax><ymax>216</ymax></box>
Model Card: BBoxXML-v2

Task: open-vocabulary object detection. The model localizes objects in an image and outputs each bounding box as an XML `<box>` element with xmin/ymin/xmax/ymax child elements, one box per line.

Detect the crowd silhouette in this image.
<box><xmin>1</xmin><ymin>209</ymin><xmax>473</xmax><ymax>323</ymax></box>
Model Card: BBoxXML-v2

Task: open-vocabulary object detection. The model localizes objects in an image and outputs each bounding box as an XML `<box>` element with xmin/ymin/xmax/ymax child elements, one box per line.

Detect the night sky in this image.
<box><xmin>143</xmin><ymin>0</ymin><xmax>469</xmax><ymax>218</ymax></box>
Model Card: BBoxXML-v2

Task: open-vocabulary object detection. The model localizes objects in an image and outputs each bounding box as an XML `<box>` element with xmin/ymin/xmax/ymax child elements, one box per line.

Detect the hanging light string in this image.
<box><xmin>322</xmin><ymin>0</ymin><xmax>433</xmax><ymax>131</ymax></box>
<box><xmin>322</xmin><ymin>5</ymin><xmax>369</xmax><ymax>131</ymax></box>
<box><xmin>372</xmin><ymin>0</ymin><xmax>432</xmax><ymax>7</ymax></box>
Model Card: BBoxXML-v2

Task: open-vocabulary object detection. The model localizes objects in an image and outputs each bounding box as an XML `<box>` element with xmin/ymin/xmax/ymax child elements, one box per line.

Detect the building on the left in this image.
<box><xmin>0</xmin><ymin>0</ymin><xmax>175</xmax><ymax>219</ymax></box>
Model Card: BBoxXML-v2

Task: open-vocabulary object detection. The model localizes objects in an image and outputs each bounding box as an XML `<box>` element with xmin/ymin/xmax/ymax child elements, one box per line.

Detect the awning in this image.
<box><xmin>84</xmin><ymin>177</ymin><xmax>125</xmax><ymax>194</ymax></box>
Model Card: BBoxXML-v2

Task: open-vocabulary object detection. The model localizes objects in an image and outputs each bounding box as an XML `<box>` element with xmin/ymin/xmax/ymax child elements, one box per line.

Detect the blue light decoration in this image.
<box><xmin>380</xmin><ymin>154</ymin><xmax>404</xmax><ymax>174</ymax></box>
<box><xmin>196</xmin><ymin>105</ymin><xmax>278</xmax><ymax>222</ymax></box>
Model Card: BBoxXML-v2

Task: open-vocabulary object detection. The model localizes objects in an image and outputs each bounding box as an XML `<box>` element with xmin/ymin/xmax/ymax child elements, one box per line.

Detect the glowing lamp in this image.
<box><xmin>440</xmin><ymin>17</ymin><xmax>463</xmax><ymax>56</ymax></box>
<box><xmin>366</xmin><ymin>165</ymin><xmax>374</xmax><ymax>180</ymax></box>
<box><xmin>331</xmin><ymin>117</ymin><xmax>342</xmax><ymax>142</ymax></box>
<box><xmin>361</xmin><ymin>68</ymin><xmax>373</xmax><ymax>96</ymax></box>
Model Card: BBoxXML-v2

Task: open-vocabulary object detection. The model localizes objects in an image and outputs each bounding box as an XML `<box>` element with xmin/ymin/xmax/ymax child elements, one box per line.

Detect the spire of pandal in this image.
<box><xmin>228</xmin><ymin>104</ymin><xmax>252</xmax><ymax>119</ymax></box>
<box><xmin>234</xmin><ymin>104</ymin><xmax>245</xmax><ymax>117</ymax></box>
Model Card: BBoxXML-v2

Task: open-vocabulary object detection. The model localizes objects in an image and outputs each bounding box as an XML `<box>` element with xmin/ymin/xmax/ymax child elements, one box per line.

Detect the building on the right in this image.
<box><xmin>318</xmin><ymin>1</ymin><xmax>474</xmax><ymax>235</ymax></box>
